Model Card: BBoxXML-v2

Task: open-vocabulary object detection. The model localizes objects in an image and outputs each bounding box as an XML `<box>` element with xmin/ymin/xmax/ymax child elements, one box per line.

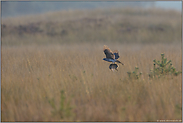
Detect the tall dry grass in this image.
<box><xmin>2</xmin><ymin>43</ymin><xmax>182</xmax><ymax>121</ymax></box>
<box><xmin>1</xmin><ymin>7</ymin><xmax>182</xmax><ymax>122</ymax></box>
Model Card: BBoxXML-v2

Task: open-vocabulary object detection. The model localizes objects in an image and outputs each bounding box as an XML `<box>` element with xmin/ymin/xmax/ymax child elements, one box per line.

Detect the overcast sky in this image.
<box><xmin>156</xmin><ymin>1</ymin><xmax>181</xmax><ymax>11</ymax></box>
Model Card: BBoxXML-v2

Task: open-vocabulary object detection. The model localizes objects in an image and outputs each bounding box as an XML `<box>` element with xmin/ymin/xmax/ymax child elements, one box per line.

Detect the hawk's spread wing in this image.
<box><xmin>103</xmin><ymin>45</ymin><xmax>114</xmax><ymax>59</ymax></box>
<box><xmin>113</xmin><ymin>50</ymin><xmax>119</xmax><ymax>59</ymax></box>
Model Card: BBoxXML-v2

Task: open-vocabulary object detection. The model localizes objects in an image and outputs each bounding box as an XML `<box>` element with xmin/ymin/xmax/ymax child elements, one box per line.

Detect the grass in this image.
<box><xmin>1</xmin><ymin>7</ymin><xmax>182</xmax><ymax>121</ymax></box>
<box><xmin>2</xmin><ymin>44</ymin><xmax>182</xmax><ymax>121</ymax></box>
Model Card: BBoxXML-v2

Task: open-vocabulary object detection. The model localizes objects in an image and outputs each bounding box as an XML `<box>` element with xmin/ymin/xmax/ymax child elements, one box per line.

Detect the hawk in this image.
<box><xmin>103</xmin><ymin>45</ymin><xmax>124</xmax><ymax>71</ymax></box>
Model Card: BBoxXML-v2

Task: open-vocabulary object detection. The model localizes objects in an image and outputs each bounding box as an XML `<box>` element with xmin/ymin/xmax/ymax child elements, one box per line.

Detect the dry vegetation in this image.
<box><xmin>2</xmin><ymin>7</ymin><xmax>181</xmax><ymax>45</ymax></box>
<box><xmin>1</xmin><ymin>7</ymin><xmax>182</xmax><ymax>122</ymax></box>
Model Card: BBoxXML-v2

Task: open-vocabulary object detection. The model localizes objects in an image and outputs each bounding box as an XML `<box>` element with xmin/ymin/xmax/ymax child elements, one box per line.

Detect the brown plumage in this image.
<box><xmin>103</xmin><ymin>45</ymin><xmax>115</xmax><ymax>59</ymax></box>
<box><xmin>109</xmin><ymin>64</ymin><xmax>118</xmax><ymax>71</ymax></box>
<box><xmin>103</xmin><ymin>45</ymin><xmax>124</xmax><ymax>65</ymax></box>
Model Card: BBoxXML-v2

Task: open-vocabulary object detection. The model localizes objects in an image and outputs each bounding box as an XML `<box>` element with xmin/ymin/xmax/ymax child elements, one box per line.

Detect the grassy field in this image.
<box><xmin>1</xmin><ymin>7</ymin><xmax>182</xmax><ymax>122</ymax></box>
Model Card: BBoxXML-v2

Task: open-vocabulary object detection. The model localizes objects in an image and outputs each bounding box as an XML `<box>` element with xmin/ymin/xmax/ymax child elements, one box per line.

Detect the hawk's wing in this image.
<box><xmin>113</xmin><ymin>50</ymin><xmax>119</xmax><ymax>59</ymax></box>
<box><xmin>103</xmin><ymin>45</ymin><xmax>114</xmax><ymax>59</ymax></box>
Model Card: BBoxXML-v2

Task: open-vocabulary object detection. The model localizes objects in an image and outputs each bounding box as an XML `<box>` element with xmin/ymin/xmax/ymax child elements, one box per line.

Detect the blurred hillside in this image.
<box><xmin>1</xmin><ymin>7</ymin><xmax>181</xmax><ymax>45</ymax></box>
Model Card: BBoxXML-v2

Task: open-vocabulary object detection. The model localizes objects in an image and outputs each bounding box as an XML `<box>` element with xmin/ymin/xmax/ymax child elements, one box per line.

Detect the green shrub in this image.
<box><xmin>149</xmin><ymin>53</ymin><xmax>182</xmax><ymax>78</ymax></box>
<box><xmin>127</xmin><ymin>67</ymin><xmax>142</xmax><ymax>80</ymax></box>
<box><xmin>48</xmin><ymin>90</ymin><xmax>74</xmax><ymax>121</ymax></box>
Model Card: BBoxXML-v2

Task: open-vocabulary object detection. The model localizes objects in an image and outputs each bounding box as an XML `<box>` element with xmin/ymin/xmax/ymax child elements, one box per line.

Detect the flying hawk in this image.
<box><xmin>103</xmin><ymin>45</ymin><xmax>124</xmax><ymax>71</ymax></box>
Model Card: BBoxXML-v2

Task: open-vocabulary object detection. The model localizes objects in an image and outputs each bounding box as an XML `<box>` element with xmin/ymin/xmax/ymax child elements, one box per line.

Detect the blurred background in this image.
<box><xmin>1</xmin><ymin>1</ymin><xmax>181</xmax><ymax>18</ymax></box>
<box><xmin>1</xmin><ymin>1</ymin><xmax>182</xmax><ymax>45</ymax></box>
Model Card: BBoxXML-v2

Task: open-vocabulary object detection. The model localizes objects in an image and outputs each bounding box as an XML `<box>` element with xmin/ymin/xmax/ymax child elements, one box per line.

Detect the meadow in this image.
<box><xmin>1</xmin><ymin>7</ymin><xmax>182</xmax><ymax>121</ymax></box>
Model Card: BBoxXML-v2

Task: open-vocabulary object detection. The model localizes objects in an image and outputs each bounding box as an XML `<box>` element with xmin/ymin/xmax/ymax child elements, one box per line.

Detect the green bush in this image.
<box><xmin>48</xmin><ymin>90</ymin><xmax>74</xmax><ymax>121</ymax></box>
<box><xmin>127</xmin><ymin>67</ymin><xmax>142</xmax><ymax>80</ymax></box>
<box><xmin>149</xmin><ymin>53</ymin><xmax>182</xmax><ymax>78</ymax></box>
